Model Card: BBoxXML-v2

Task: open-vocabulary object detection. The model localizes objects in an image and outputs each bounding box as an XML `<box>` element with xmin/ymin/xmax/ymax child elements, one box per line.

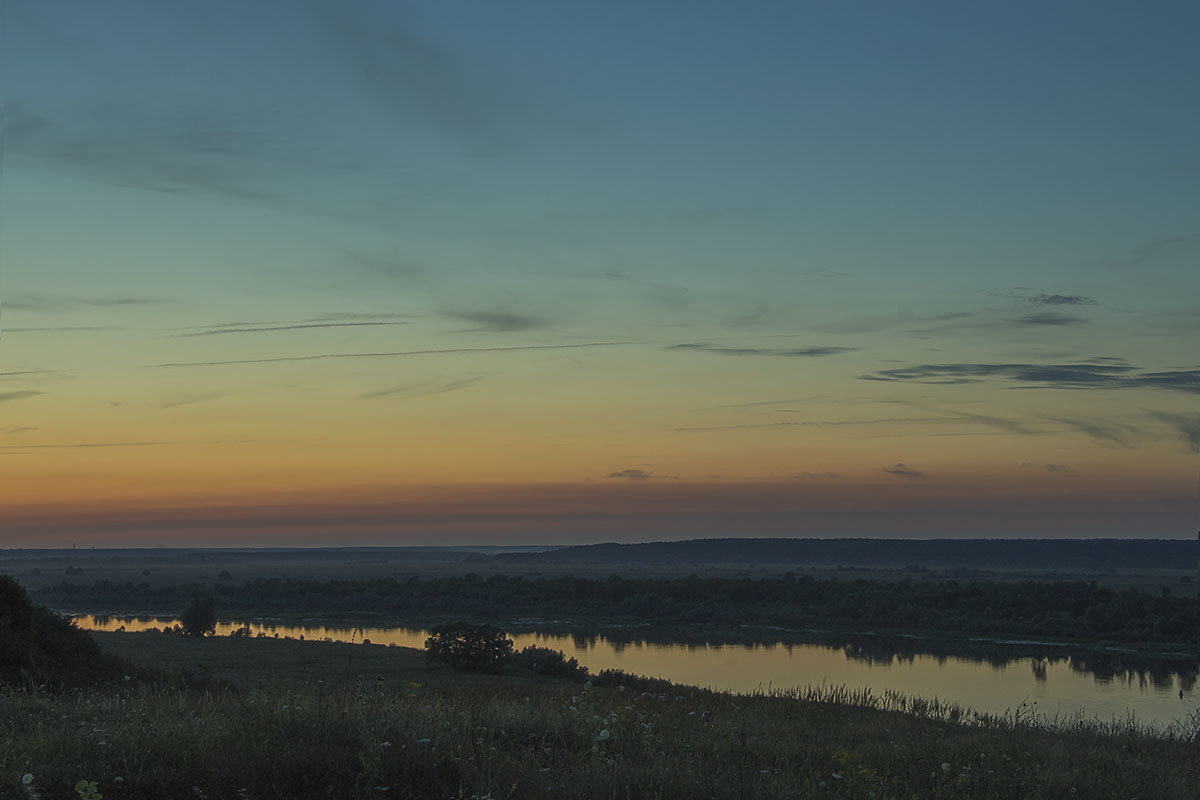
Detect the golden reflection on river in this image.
<box><xmin>73</xmin><ymin>615</ymin><xmax>1196</xmax><ymax>728</ymax></box>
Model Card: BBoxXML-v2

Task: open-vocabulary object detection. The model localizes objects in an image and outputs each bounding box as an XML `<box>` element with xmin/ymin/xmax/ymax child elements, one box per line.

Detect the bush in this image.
<box><xmin>508</xmin><ymin>645</ymin><xmax>589</xmax><ymax>679</ymax></box>
<box><xmin>424</xmin><ymin>622</ymin><xmax>513</xmax><ymax>673</ymax></box>
<box><xmin>0</xmin><ymin>573</ymin><xmax>123</xmax><ymax>687</ymax></box>
<box><xmin>180</xmin><ymin>590</ymin><xmax>217</xmax><ymax>637</ymax></box>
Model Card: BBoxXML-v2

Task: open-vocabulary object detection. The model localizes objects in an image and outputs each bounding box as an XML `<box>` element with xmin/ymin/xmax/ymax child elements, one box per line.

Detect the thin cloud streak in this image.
<box><xmin>862</xmin><ymin>362</ymin><xmax>1200</xmax><ymax>394</ymax></box>
<box><xmin>446</xmin><ymin>311</ymin><xmax>547</xmax><ymax>332</ymax></box>
<box><xmin>675</xmin><ymin>414</ymin><xmax>1037</xmax><ymax>434</ymax></box>
<box><xmin>146</xmin><ymin>342</ymin><xmax>635</xmax><ymax>368</ymax></box>
<box><xmin>883</xmin><ymin>463</ymin><xmax>925</xmax><ymax>479</ymax></box>
<box><xmin>1030</xmin><ymin>294</ymin><xmax>1095</xmax><ymax>306</ymax></box>
<box><xmin>6</xmin><ymin>293</ymin><xmax>171</xmax><ymax>311</ymax></box>
<box><xmin>161</xmin><ymin>393</ymin><xmax>224</xmax><ymax>409</ymax></box>
<box><xmin>172</xmin><ymin>321</ymin><xmax>411</xmax><ymax>337</ymax></box>
<box><xmin>669</xmin><ymin>343</ymin><xmax>856</xmax><ymax>358</ymax></box>
<box><xmin>1013</xmin><ymin>312</ymin><xmax>1087</xmax><ymax>326</ymax></box>
<box><xmin>357</xmin><ymin>377</ymin><xmax>482</xmax><ymax>400</ymax></box>
<box><xmin>607</xmin><ymin>469</ymin><xmax>654</xmax><ymax>481</ymax></box>
<box><xmin>0</xmin><ymin>391</ymin><xmax>45</xmax><ymax>403</ymax></box>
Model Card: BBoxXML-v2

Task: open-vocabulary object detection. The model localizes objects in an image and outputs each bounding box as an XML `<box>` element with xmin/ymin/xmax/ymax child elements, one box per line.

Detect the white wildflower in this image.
<box><xmin>21</xmin><ymin>774</ymin><xmax>34</xmax><ymax>786</ymax></box>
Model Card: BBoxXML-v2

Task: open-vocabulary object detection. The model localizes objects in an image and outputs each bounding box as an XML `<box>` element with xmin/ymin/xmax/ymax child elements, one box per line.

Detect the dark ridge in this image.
<box><xmin>0</xmin><ymin>573</ymin><xmax>131</xmax><ymax>687</ymax></box>
<box><xmin>494</xmin><ymin>538</ymin><xmax>1197</xmax><ymax>571</ymax></box>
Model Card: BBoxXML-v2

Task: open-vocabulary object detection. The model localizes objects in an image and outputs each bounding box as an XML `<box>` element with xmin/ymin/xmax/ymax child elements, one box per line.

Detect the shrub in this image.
<box><xmin>0</xmin><ymin>573</ymin><xmax>124</xmax><ymax>687</ymax></box>
<box><xmin>508</xmin><ymin>645</ymin><xmax>589</xmax><ymax>679</ymax></box>
<box><xmin>180</xmin><ymin>590</ymin><xmax>217</xmax><ymax>637</ymax></box>
<box><xmin>424</xmin><ymin>622</ymin><xmax>513</xmax><ymax>673</ymax></box>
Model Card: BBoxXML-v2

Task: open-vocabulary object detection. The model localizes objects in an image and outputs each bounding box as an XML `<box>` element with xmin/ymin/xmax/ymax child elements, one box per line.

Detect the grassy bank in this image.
<box><xmin>3</xmin><ymin>634</ymin><xmax>1199</xmax><ymax>799</ymax></box>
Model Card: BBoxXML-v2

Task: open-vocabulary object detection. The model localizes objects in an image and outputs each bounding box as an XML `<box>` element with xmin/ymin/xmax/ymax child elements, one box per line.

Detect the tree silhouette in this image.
<box><xmin>180</xmin><ymin>590</ymin><xmax>217</xmax><ymax>637</ymax></box>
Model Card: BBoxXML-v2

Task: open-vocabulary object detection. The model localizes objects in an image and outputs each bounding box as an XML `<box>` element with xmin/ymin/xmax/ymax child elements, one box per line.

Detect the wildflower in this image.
<box><xmin>417</xmin><ymin>738</ymin><xmax>432</xmax><ymax>744</ymax></box>
<box><xmin>597</xmin><ymin>729</ymin><xmax>611</xmax><ymax>741</ymax></box>
<box><xmin>942</xmin><ymin>763</ymin><xmax>952</xmax><ymax>774</ymax></box>
<box><xmin>21</xmin><ymin>774</ymin><xmax>34</xmax><ymax>786</ymax></box>
<box><xmin>831</xmin><ymin>773</ymin><xmax>843</xmax><ymax>780</ymax></box>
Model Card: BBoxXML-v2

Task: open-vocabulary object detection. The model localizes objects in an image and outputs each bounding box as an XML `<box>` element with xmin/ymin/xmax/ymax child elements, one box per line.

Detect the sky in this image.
<box><xmin>2</xmin><ymin>0</ymin><xmax>1199</xmax><ymax>546</ymax></box>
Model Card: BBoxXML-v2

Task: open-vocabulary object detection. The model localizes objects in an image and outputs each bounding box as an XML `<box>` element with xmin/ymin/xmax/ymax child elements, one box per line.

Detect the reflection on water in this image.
<box><xmin>73</xmin><ymin>614</ymin><xmax>1200</xmax><ymax>728</ymax></box>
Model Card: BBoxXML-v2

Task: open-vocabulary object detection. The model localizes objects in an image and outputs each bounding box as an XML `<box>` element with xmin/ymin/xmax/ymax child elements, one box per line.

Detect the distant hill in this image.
<box><xmin>494</xmin><ymin>537</ymin><xmax>1197</xmax><ymax>571</ymax></box>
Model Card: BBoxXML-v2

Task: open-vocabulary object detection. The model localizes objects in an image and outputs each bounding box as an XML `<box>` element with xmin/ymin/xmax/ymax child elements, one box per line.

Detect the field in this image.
<box><xmin>3</xmin><ymin>546</ymin><xmax>1194</xmax><ymax>597</ymax></box>
<box><xmin>5</xmin><ymin>632</ymin><xmax>1200</xmax><ymax>799</ymax></box>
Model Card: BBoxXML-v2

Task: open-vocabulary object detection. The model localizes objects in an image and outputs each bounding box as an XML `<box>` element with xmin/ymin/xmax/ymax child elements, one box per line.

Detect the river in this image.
<box><xmin>72</xmin><ymin>614</ymin><xmax>1200</xmax><ymax>730</ymax></box>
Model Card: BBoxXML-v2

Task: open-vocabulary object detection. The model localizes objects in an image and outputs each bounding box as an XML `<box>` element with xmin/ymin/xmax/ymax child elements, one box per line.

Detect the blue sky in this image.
<box><xmin>2</xmin><ymin>1</ymin><xmax>1199</xmax><ymax>545</ymax></box>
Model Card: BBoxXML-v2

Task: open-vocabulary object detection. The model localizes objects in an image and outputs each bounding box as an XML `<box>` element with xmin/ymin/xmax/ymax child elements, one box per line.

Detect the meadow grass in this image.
<box><xmin>2</xmin><ymin>634</ymin><xmax>1198</xmax><ymax>799</ymax></box>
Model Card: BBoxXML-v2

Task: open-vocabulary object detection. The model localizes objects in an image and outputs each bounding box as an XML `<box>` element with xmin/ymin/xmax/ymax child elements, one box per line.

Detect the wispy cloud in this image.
<box><xmin>0</xmin><ymin>427</ymin><xmax>37</xmax><ymax>436</ymax></box>
<box><xmin>0</xmin><ymin>391</ymin><xmax>45</xmax><ymax>403</ymax></box>
<box><xmin>311</xmin><ymin>311</ymin><xmax>413</xmax><ymax>322</ymax></box>
<box><xmin>891</xmin><ymin>401</ymin><xmax>1037</xmax><ymax>436</ymax></box>
<box><xmin>882</xmin><ymin>463</ymin><xmax>924</xmax><ymax>479</ymax></box>
<box><xmin>1108</xmin><ymin>233</ymin><xmax>1200</xmax><ymax>271</ymax></box>
<box><xmin>4</xmin><ymin>325</ymin><xmax>122</xmax><ymax>333</ymax></box>
<box><xmin>669</xmin><ymin>343</ymin><xmax>856</xmax><ymax>358</ymax></box>
<box><xmin>607</xmin><ymin>469</ymin><xmax>654</xmax><ymax>481</ymax></box>
<box><xmin>1029</xmin><ymin>294</ymin><xmax>1095</xmax><ymax>306</ymax></box>
<box><xmin>863</xmin><ymin>362</ymin><xmax>1200</xmax><ymax>394</ymax></box>
<box><xmin>1013</xmin><ymin>312</ymin><xmax>1087</xmax><ymax>326</ymax></box>
<box><xmin>1149</xmin><ymin>411</ymin><xmax>1200</xmax><ymax>452</ymax></box>
<box><xmin>1045</xmin><ymin>464</ymin><xmax>1070</xmax><ymax>472</ymax></box>
<box><xmin>357</xmin><ymin>377</ymin><xmax>482</xmax><ymax>401</ymax></box>
<box><xmin>172</xmin><ymin>321</ymin><xmax>410</xmax><ymax>338</ymax></box>
<box><xmin>161</xmin><ymin>393</ymin><xmax>224</xmax><ymax>409</ymax></box>
<box><xmin>674</xmin><ymin>416</ymin><xmax>971</xmax><ymax>433</ymax></box>
<box><xmin>4</xmin><ymin>99</ymin><xmax>332</xmax><ymax>206</ymax></box>
<box><xmin>314</xmin><ymin>3</ymin><xmax>525</xmax><ymax>156</ymax></box>
<box><xmin>7</xmin><ymin>293</ymin><xmax>171</xmax><ymax>312</ymax></box>
<box><xmin>1045</xmin><ymin>416</ymin><xmax>1141</xmax><ymax>447</ymax></box>
<box><xmin>447</xmin><ymin>311</ymin><xmax>547</xmax><ymax>333</ymax></box>
<box><xmin>147</xmin><ymin>341</ymin><xmax>633</xmax><ymax>368</ymax></box>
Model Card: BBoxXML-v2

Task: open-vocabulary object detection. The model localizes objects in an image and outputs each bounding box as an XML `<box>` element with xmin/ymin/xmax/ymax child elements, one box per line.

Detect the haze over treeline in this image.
<box><xmin>498</xmin><ymin>538</ymin><xmax>1200</xmax><ymax>570</ymax></box>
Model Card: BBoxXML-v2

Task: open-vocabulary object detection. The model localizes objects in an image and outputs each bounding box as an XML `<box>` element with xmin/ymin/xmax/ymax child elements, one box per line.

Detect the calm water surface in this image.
<box><xmin>74</xmin><ymin>615</ymin><xmax>1199</xmax><ymax>729</ymax></box>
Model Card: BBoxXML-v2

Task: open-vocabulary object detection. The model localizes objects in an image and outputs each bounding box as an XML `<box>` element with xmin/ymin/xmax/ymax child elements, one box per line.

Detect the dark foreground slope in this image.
<box><xmin>497</xmin><ymin>537</ymin><xmax>1197</xmax><ymax>571</ymax></box>
<box><xmin>4</xmin><ymin>631</ymin><xmax>1199</xmax><ymax>799</ymax></box>
<box><xmin>0</xmin><ymin>574</ymin><xmax>130</xmax><ymax>688</ymax></box>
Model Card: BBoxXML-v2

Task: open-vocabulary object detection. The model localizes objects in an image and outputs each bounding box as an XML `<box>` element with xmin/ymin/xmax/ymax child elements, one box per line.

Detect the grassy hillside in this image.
<box><xmin>0</xmin><ymin>574</ymin><xmax>131</xmax><ymax>689</ymax></box>
<box><xmin>4</xmin><ymin>631</ymin><xmax>1199</xmax><ymax>799</ymax></box>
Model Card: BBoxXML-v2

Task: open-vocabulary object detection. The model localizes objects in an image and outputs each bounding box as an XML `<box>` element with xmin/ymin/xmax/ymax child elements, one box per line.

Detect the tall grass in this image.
<box><xmin>3</xmin><ymin>675</ymin><xmax>1197</xmax><ymax>799</ymax></box>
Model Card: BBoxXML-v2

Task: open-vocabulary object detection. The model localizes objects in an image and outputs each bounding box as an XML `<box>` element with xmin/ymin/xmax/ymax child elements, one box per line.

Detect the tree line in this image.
<box><xmin>38</xmin><ymin>572</ymin><xmax>1200</xmax><ymax>646</ymax></box>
